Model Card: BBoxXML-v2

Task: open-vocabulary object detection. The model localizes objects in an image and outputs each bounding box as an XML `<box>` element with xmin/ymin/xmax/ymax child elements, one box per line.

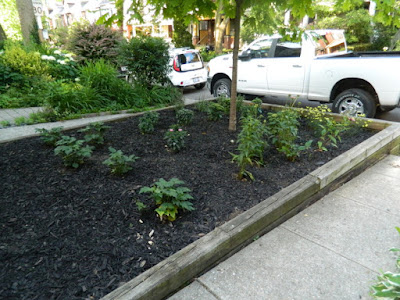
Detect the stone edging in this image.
<box><xmin>100</xmin><ymin>108</ymin><xmax>400</xmax><ymax>300</ymax></box>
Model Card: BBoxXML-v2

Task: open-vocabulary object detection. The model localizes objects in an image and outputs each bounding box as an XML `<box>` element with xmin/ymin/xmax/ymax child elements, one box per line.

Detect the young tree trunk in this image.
<box><xmin>0</xmin><ymin>23</ymin><xmax>7</xmax><ymax>41</ymax></box>
<box><xmin>228</xmin><ymin>0</ymin><xmax>242</xmax><ymax>132</ymax></box>
<box><xmin>214</xmin><ymin>0</ymin><xmax>230</xmax><ymax>54</ymax></box>
<box><xmin>15</xmin><ymin>0</ymin><xmax>37</xmax><ymax>45</ymax></box>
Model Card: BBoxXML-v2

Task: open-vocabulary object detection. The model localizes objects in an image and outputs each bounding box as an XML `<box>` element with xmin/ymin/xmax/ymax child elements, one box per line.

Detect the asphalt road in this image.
<box><xmin>182</xmin><ymin>86</ymin><xmax>400</xmax><ymax>123</ymax></box>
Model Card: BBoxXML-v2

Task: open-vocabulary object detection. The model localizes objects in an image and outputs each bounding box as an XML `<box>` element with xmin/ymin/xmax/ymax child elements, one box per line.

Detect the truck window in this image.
<box><xmin>274</xmin><ymin>41</ymin><xmax>302</xmax><ymax>58</ymax></box>
<box><xmin>249</xmin><ymin>39</ymin><xmax>273</xmax><ymax>59</ymax></box>
<box><xmin>313</xmin><ymin>32</ymin><xmax>346</xmax><ymax>55</ymax></box>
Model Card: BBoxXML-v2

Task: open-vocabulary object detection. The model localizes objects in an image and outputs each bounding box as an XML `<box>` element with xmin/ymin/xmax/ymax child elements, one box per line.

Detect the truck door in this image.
<box><xmin>237</xmin><ymin>38</ymin><xmax>274</xmax><ymax>94</ymax></box>
<box><xmin>266</xmin><ymin>40</ymin><xmax>305</xmax><ymax>97</ymax></box>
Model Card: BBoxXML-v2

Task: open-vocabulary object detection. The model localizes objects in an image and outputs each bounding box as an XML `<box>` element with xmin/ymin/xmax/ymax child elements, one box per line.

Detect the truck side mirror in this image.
<box><xmin>238</xmin><ymin>49</ymin><xmax>251</xmax><ymax>61</ymax></box>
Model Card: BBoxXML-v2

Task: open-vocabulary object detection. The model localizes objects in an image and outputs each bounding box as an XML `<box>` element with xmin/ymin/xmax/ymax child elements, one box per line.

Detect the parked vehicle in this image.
<box><xmin>207</xmin><ymin>30</ymin><xmax>400</xmax><ymax>118</ymax></box>
<box><xmin>169</xmin><ymin>48</ymin><xmax>207</xmax><ymax>89</ymax></box>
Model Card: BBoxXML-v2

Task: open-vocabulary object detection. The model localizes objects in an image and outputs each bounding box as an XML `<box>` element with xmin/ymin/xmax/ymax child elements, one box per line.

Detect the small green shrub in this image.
<box><xmin>195</xmin><ymin>100</ymin><xmax>210</xmax><ymax>113</ymax></box>
<box><xmin>164</xmin><ymin>126</ymin><xmax>187</xmax><ymax>152</ymax></box>
<box><xmin>118</xmin><ymin>36</ymin><xmax>170</xmax><ymax>88</ymax></box>
<box><xmin>0</xmin><ymin>59</ymin><xmax>26</xmax><ymax>91</ymax></box>
<box><xmin>35</xmin><ymin>127</ymin><xmax>64</xmax><ymax>146</ymax></box>
<box><xmin>78</xmin><ymin>122</ymin><xmax>110</xmax><ymax>145</ymax></box>
<box><xmin>199</xmin><ymin>50</ymin><xmax>219</xmax><ymax>62</ymax></box>
<box><xmin>138</xmin><ymin>111</ymin><xmax>160</xmax><ymax>134</ymax></box>
<box><xmin>45</xmin><ymin>81</ymin><xmax>105</xmax><ymax>115</ymax></box>
<box><xmin>0</xmin><ymin>120</ymin><xmax>11</xmax><ymax>127</ymax></box>
<box><xmin>67</xmin><ymin>22</ymin><xmax>123</xmax><ymax>64</ymax></box>
<box><xmin>14</xmin><ymin>116</ymin><xmax>27</xmax><ymax>126</ymax></box>
<box><xmin>231</xmin><ymin>116</ymin><xmax>268</xmax><ymax>180</ymax></box>
<box><xmin>41</xmin><ymin>50</ymin><xmax>79</xmax><ymax>81</ymax></box>
<box><xmin>139</xmin><ymin>178</ymin><xmax>194</xmax><ymax>222</ymax></box>
<box><xmin>241</xmin><ymin>98</ymin><xmax>263</xmax><ymax>119</ymax></box>
<box><xmin>176</xmin><ymin>108</ymin><xmax>194</xmax><ymax>125</ymax></box>
<box><xmin>207</xmin><ymin>102</ymin><xmax>225</xmax><ymax>121</ymax></box>
<box><xmin>103</xmin><ymin>147</ymin><xmax>139</xmax><ymax>175</ymax></box>
<box><xmin>79</xmin><ymin>59</ymin><xmax>140</xmax><ymax>107</ymax></box>
<box><xmin>0</xmin><ymin>76</ymin><xmax>50</xmax><ymax>108</ymax></box>
<box><xmin>216</xmin><ymin>95</ymin><xmax>244</xmax><ymax>115</ymax></box>
<box><xmin>2</xmin><ymin>42</ymin><xmax>48</xmax><ymax>77</ymax></box>
<box><xmin>302</xmin><ymin>106</ymin><xmax>369</xmax><ymax>151</ymax></box>
<box><xmin>267</xmin><ymin>108</ymin><xmax>312</xmax><ymax>161</ymax></box>
<box><xmin>54</xmin><ymin>136</ymin><xmax>94</xmax><ymax>168</ymax></box>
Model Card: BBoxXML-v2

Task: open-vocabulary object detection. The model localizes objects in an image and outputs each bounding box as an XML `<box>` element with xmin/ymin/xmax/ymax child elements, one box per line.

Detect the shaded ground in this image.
<box><xmin>0</xmin><ymin>107</ymin><xmax>375</xmax><ymax>299</ymax></box>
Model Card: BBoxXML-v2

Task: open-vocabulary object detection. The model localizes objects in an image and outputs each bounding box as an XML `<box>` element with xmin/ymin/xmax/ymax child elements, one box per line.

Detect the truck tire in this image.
<box><xmin>332</xmin><ymin>88</ymin><xmax>376</xmax><ymax>118</ymax></box>
<box><xmin>213</xmin><ymin>78</ymin><xmax>231</xmax><ymax>97</ymax></box>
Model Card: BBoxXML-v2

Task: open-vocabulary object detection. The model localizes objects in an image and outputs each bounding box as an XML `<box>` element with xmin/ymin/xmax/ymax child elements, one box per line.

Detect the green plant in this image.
<box><xmin>29</xmin><ymin>108</ymin><xmax>58</xmax><ymax>123</ymax></box>
<box><xmin>207</xmin><ymin>102</ymin><xmax>225</xmax><ymax>121</ymax></box>
<box><xmin>136</xmin><ymin>200</ymin><xmax>147</xmax><ymax>212</ymax></box>
<box><xmin>45</xmin><ymin>81</ymin><xmax>105</xmax><ymax>115</ymax></box>
<box><xmin>35</xmin><ymin>126</ymin><xmax>64</xmax><ymax>146</ymax></box>
<box><xmin>118</xmin><ymin>36</ymin><xmax>170</xmax><ymax>88</ymax></box>
<box><xmin>231</xmin><ymin>116</ymin><xmax>268</xmax><ymax>180</ymax></box>
<box><xmin>198</xmin><ymin>49</ymin><xmax>219</xmax><ymax>62</ymax></box>
<box><xmin>139</xmin><ymin>178</ymin><xmax>194</xmax><ymax>222</ymax></box>
<box><xmin>0</xmin><ymin>75</ymin><xmax>50</xmax><ymax>108</ymax></box>
<box><xmin>267</xmin><ymin>108</ymin><xmax>312</xmax><ymax>161</ymax></box>
<box><xmin>2</xmin><ymin>42</ymin><xmax>48</xmax><ymax>77</ymax></box>
<box><xmin>138</xmin><ymin>111</ymin><xmax>160</xmax><ymax>134</ymax></box>
<box><xmin>241</xmin><ymin>98</ymin><xmax>263</xmax><ymax>119</ymax></box>
<box><xmin>67</xmin><ymin>22</ymin><xmax>123</xmax><ymax>64</ymax></box>
<box><xmin>54</xmin><ymin>136</ymin><xmax>94</xmax><ymax>168</ymax></box>
<box><xmin>0</xmin><ymin>120</ymin><xmax>11</xmax><ymax>127</ymax></box>
<box><xmin>176</xmin><ymin>108</ymin><xmax>194</xmax><ymax>125</ymax></box>
<box><xmin>14</xmin><ymin>116</ymin><xmax>27</xmax><ymax>126</ymax></box>
<box><xmin>195</xmin><ymin>100</ymin><xmax>210</xmax><ymax>112</ymax></box>
<box><xmin>78</xmin><ymin>59</ymin><xmax>138</xmax><ymax>107</ymax></box>
<box><xmin>164</xmin><ymin>126</ymin><xmax>187</xmax><ymax>152</ymax></box>
<box><xmin>102</xmin><ymin>147</ymin><xmax>139</xmax><ymax>175</ymax></box>
<box><xmin>78</xmin><ymin>122</ymin><xmax>110</xmax><ymax>145</ymax></box>
<box><xmin>40</xmin><ymin>50</ymin><xmax>79</xmax><ymax>81</ymax></box>
<box><xmin>0</xmin><ymin>59</ymin><xmax>25</xmax><ymax>91</ymax></box>
<box><xmin>371</xmin><ymin>227</ymin><xmax>400</xmax><ymax>299</ymax></box>
<box><xmin>302</xmin><ymin>105</ymin><xmax>364</xmax><ymax>151</ymax></box>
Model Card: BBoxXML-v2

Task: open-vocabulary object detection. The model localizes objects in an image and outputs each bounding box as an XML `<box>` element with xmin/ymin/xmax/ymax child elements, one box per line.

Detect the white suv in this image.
<box><xmin>168</xmin><ymin>48</ymin><xmax>207</xmax><ymax>89</ymax></box>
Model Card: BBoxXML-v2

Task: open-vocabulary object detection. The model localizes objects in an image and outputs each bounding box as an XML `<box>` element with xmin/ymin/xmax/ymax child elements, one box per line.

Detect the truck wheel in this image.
<box><xmin>213</xmin><ymin>78</ymin><xmax>231</xmax><ymax>97</ymax></box>
<box><xmin>332</xmin><ymin>88</ymin><xmax>376</xmax><ymax>118</ymax></box>
<box><xmin>194</xmin><ymin>82</ymin><xmax>206</xmax><ymax>90</ymax></box>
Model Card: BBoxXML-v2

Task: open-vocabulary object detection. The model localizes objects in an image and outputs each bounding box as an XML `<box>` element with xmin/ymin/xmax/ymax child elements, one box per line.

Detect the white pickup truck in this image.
<box><xmin>206</xmin><ymin>30</ymin><xmax>400</xmax><ymax>117</ymax></box>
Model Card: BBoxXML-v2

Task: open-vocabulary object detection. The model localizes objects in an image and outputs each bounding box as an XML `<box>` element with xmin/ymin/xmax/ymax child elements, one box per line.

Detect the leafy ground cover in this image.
<box><xmin>0</xmin><ymin>106</ymin><xmax>376</xmax><ymax>299</ymax></box>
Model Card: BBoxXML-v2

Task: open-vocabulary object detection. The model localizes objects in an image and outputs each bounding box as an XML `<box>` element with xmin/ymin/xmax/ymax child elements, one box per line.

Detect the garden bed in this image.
<box><xmin>0</xmin><ymin>107</ymin><xmax>376</xmax><ymax>299</ymax></box>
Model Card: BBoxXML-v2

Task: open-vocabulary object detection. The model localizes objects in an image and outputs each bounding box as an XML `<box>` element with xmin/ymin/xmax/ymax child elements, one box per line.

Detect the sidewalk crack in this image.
<box><xmin>196</xmin><ymin>278</ymin><xmax>223</xmax><ymax>300</ymax></box>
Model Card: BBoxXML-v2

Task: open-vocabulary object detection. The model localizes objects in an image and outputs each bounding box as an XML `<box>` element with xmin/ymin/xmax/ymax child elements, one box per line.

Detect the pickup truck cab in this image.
<box><xmin>207</xmin><ymin>30</ymin><xmax>400</xmax><ymax>117</ymax></box>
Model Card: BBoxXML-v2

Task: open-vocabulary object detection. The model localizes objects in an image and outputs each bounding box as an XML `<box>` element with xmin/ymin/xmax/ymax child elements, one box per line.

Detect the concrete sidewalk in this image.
<box><xmin>169</xmin><ymin>155</ymin><xmax>400</xmax><ymax>300</ymax></box>
<box><xmin>0</xmin><ymin>107</ymin><xmax>43</xmax><ymax>124</ymax></box>
<box><xmin>0</xmin><ymin>99</ymin><xmax>202</xmax><ymax>143</ymax></box>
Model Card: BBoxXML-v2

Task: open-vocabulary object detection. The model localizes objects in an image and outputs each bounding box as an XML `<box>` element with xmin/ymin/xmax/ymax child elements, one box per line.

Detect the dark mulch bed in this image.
<box><xmin>0</xmin><ymin>107</ymin><xmax>376</xmax><ymax>299</ymax></box>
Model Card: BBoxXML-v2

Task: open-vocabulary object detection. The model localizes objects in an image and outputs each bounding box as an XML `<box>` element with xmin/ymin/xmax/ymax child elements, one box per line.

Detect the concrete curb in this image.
<box><xmin>100</xmin><ymin>115</ymin><xmax>400</xmax><ymax>299</ymax></box>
